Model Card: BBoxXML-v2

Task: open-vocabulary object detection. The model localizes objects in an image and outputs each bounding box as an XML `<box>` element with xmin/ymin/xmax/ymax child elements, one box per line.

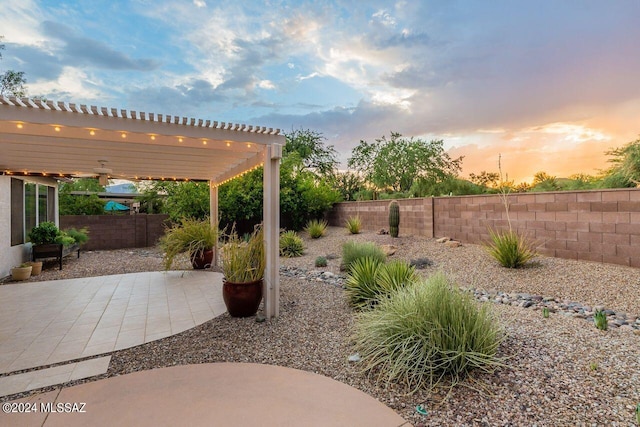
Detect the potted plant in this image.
<box><xmin>220</xmin><ymin>225</ymin><xmax>265</xmax><ymax>317</ymax></box>
<box><xmin>28</xmin><ymin>221</ymin><xmax>60</xmax><ymax>246</ymax></box>
<box><xmin>64</xmin><ymin>227</ymin><xmax>90</xmax><ymax>246</ymax></box>
<box><xmin>26</xmin><ymin>261</ymin><xmax>43</xmax><ymax>276</ymax></box>
<box><xmin>11</xmin><ymin>263</ymin><xmax>32</xmax><ymax>281</ymax></box>
<box><xmin>159</xmin><ymin>218</ymin><xmax>218</xmax><ymax>270</ymax></box>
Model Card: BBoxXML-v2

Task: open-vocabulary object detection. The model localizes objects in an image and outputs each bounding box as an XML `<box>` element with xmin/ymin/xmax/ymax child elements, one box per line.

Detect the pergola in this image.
<box><xmin>0</xmin><ymin>96</ymin><xmax>285</xmax><ymax>319</ymax></box>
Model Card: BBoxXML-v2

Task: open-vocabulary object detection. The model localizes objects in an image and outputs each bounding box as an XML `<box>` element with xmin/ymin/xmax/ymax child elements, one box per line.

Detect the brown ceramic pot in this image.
<box><xmin>190</xmin><ymin>249</ymin><xmax>214</xmax><ymax>269</ymax></box>
<box><xmin>222</xmin><ymin>279</ymin><xmax>263</xmax><ymax>317</ymax></box>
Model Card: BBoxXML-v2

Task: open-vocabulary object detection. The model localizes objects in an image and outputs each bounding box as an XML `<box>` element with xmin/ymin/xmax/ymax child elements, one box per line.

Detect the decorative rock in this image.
<box><xmin>377</xmin><ymin>228</ymin><xmax>389</xmax><ymax>235</ymax></box>
<box><xmin>348</xmin><ymin>353</ymin><xmax>361</xmax><ymax>362</ymax></box>
<box><xmin>436</xmin><ymin>237</ymin><xmax>451</xmax><ymax>243</ymax></box>
<box><xmin>283</xmin><ymin>265</ymin><xmax>640</xmax><ymax>333</ymax></box>
<box><xmin>444</xmin><ymin>240</ymin><xmax>462</xmax><ymax>248</ymax></box>
<box><xmin>380</xmin><ymin>244</ymin><xmax>398</xmax><ymax>256</ymax></box>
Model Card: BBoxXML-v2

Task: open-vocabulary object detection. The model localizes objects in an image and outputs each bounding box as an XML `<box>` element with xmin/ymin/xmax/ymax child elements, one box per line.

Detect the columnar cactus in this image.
<box><xmin>389</xmin><ymin>200</ymin><xmax>400</xmax><ymax>237</ymax></box>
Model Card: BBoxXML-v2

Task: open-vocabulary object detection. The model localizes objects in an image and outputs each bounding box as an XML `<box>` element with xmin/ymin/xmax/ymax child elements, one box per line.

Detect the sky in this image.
<box><xmin>1</xmin><ymin>0</ymin><xmax>639</xmax><ymax>183</ymax></box>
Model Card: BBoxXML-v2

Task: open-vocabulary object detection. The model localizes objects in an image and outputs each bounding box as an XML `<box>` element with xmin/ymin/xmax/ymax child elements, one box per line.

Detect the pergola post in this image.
<box><xmin>263</xmin><ymin>144</ymin><xmax>281</xmax><ymax>319</ymax></box>
<box><xmin>209</xmin><ymin>181</ymin><xmax>219</xmax><ymax>267</ymax></box>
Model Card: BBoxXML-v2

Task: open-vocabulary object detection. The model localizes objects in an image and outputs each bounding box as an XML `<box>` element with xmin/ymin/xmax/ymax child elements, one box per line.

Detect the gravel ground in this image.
<box><xmin>4</xmin><ymin>227</ymin><xmax>640</xmax><ymax>425</ymax></box>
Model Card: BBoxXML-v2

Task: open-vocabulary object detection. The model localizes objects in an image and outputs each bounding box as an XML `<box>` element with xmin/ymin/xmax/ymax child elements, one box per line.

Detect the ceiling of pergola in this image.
<box><xmin>0</xmin><ymin>97</ymin><xmax>285</xmax><ymax>184</ymax></box>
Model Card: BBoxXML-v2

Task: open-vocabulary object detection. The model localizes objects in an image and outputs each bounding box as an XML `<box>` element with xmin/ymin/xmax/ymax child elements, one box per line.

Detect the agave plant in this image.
<box><xmin>279</xmin><ymin>230</ymin><xmax>304</xmax><ymax>257</ymax></box>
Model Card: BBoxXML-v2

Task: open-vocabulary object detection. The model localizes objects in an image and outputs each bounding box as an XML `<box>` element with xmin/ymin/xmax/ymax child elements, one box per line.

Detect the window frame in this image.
<box><xmin>10</xmin><ymin>177</ymin><xmax>57</xmax><ymax>246</ymax></box>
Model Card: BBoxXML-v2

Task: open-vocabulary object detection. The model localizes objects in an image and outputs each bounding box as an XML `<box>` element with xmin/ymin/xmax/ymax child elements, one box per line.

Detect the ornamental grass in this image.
<box><xmin>353</xmin><ymin>272</ymin><xmax>504</xmax><ymax>394</ymax></box>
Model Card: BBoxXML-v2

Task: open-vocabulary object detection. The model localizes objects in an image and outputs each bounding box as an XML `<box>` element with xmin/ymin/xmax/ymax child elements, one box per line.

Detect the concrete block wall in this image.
<box><xmin>326</xmin><ymin>198</ymin><xmax>434</xmax><ymax>237</ymax></box>
<box><xmin>60</xmin><ymin>214</ymin><xmax>169</xmax><ymax>251</ymax></box>
<box><xmin>327</xmin><ymin>189</ymin><xmax>640</xmax><ymax>267</ymax></box>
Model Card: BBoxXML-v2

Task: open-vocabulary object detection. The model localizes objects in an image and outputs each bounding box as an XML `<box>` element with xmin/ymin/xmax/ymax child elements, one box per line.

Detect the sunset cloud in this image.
<box><xmin>0</xmin><ymin>0</ymin><xmax>638</xmax><ymax>180</ymax></box>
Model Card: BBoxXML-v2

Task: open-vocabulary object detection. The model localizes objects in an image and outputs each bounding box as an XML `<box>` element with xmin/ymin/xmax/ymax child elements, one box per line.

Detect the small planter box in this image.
<box><xmin>32</xmin><ymin>243</ymin><xmax>80</xmax><ymax>270</ymax></box>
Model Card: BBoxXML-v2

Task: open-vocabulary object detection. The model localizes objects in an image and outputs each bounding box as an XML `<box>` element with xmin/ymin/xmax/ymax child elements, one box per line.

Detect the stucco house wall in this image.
<box><xmin>0</xmin><ymin>175</ymin><xmax>59</xmax><ymax>279</ymax></box>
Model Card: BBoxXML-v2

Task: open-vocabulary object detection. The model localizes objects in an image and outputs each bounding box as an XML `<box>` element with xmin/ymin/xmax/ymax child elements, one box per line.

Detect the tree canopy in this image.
<box><xmin>602</xmin><ymin>137</ymin><xmax>640</xmax><ymax>188</ymax></box>
<box><xmin>58</xmin><ymin>179</ymin><xmax>106</xmax><ymax>215</ymax></box>
<box><xmin>283</xmin><ymin>128</ymin><xmax>338</xmax><ymax>177</ymax></box>
<box><xmin>348</xmin><ymin>132</ymin><xmax>463</xmax><ymax>192</ymax></box>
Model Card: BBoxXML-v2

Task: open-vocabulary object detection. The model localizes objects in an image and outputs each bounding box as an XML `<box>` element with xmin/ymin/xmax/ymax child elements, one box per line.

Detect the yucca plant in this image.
<box><xmin>345</xmin><ymin>257</ymin><xmax>384</xmax><ymax>309</ymax></box>
<box><xmin>345</xmin><ymin>216</ymin><xmax>362</xmax><ymax>234</ymax></box>
<box><xmin>279</xmin><ymin>230</ymin><xmax>304</xmax><ymax>257</ymax></box>
<box><xmin>594</xmin><ymin>310</ymin><xmax>608</xmax><ymax>331</ymax></box>
<box><xmin>305</xmin><ymin>219</ymin><xmax>328</xmax><ymax>239</ymax></box>
<box><xmin>346</xmin><ymin>259</ymin><xmax>418</xmax><ymax>310</ymax></box>
<box><xmin>486</xmin><ymin>228</ymin><xmax>536</xmax><ymax>268</ymax></box>
<box><xmin>342</xmin><ymin>241</ymin><xmax>386</xmax><ymax>272</ymax></box>
<box><xmin>353</xmin><ymin>272</ymin><xmax>504</xmax><ymax>394</ymax></box>
<box><xmin>376</xmin><ymin>260</ymin><xmax>418</xmax><ymax>296</ymax></box>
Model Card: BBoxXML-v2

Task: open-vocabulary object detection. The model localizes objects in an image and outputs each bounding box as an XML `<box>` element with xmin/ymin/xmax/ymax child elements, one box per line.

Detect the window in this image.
<box><xmin>10</xmin><ymin>178</ymin><xmax>56</xmax><ymax>246</ymax></box>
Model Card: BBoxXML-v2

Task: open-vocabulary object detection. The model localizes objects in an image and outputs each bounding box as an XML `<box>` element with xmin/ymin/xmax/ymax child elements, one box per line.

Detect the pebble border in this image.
<box><xmin>280</xmin><ymin>265</ymin><xmax>640</xmax><ymax>333</ymax></box>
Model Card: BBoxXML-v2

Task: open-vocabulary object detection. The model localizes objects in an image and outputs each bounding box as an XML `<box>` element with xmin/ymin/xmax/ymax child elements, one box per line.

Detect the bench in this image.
<box><xmin>32</xmin><ymin>243</ymin><xmax>80</xmax><ymax>270</ymax></box>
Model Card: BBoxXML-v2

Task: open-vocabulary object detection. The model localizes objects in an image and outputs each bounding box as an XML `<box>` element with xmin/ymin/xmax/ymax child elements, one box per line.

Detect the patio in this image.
<box><xmin>0</xmin><ymin>271</ymin><xmax>226</xmax><ymax>397</ymax></box>
<box><xmin>0</xmin><ymin>270</ymin><xmax>410</xmax><ymax>427</ymax></box>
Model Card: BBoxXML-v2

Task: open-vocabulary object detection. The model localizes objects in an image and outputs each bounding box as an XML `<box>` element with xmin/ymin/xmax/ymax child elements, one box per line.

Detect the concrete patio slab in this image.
<box><xmin>0</xmin><ymin>363</ymin><xmax>411</xmax><ymax>427</ymax></box>
<box><xmin>0</xmin><ymin>357</ymin><xmax>111</xmax><ymax>397</ymax></box>
<box><xmin>0</xmin><ymin>271</ymin><xmax>226</xmax><ymax>396</ymax></box>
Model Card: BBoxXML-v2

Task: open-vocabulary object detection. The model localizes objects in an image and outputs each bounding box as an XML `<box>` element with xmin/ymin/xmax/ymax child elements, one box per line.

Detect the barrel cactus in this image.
<box><xmin>389</xmin><ymin>200</ymin><xmax>400</xmax><ymax>237</ymax></box>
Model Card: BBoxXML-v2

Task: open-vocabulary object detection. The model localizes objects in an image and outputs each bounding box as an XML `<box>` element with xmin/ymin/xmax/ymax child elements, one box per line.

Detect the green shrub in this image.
<box><xmin>345</xmin><ymin>216</ymin><xmax>361</xmax><ymax>234</ymax></box>
<box><xmin>28</xmin><ymin>221</ymin><xmax>60</xmax><ymax>245</ymax></box>
<box><xmin>346</xmin><ymin>259</ymin><xmax>418</xmax><ymax>310</ymax></box>
<box><xmin>315</xmin><ymin>256</ymin><xmax>328</xmax><ymax>268</ymax></box>
<box><xmin>486</xmin><ymin>228</ymin><xmax>536</xmax><ymax>268</ymax></box>
<box><xmin>345</xmin><ymin>257</ymin><xmax>385</xmax><ymax>309</ymax></box>
<box><xmin>342</xmin><ymin>241</ymin><xmax>386</xmax><ymax>272</ymax></box>
<box><xmin>353</xmin><ymin>272</ymin><xmax>504</xmax><ymax>393</ymax></box>
<box><xmin>305</xmin><ymin>219</ymin><xmax>328</xmax><ymax>239</ymax></box>
<box><xmin>594</xmin><ymin>310</ymin><xmax>608</xmax><ymax>331</ymax></box>
<box><xmin>54</xmin><ymin>233</ymin><xmax>76</xmax><ymax>246</ymax></box>
<box><xmin>64</xmin><ymin>227</ymin><xmax>90</xmax><ymax>245</ymax></box>
<box><xmin>279</xmin><ymin>230</ymin><xmax>304</xmax><ymax>257</ymax></box>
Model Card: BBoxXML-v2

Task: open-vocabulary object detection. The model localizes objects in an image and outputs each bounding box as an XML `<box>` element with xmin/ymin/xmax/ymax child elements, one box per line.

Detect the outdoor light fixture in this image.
<box><xmin>89</xmin><ymin>130</ymin><xmax>95</xmax><ymax>136</ymax></box>
<box><xmin>121</xmin><ymin>133</ymin><xmax>126</xmax><ymax>138</ymax></box>
<box><xmin>178</xmin><ymin>138</ymin><xmax>183</xmax><ymax>143</ymax></box>
<box><xmin>226</xmin><ymin>142</ymin><xmax>231</xmax><ymax>147</ymax></box>
<box><xmin>150</xmin><ymin>135</ymin><xmax>156</xmax><ymax>140</ymax></box>
<box><xmin>54</xmin><ymin>126</ymin><xmax>60</xmax><ymax>132</ymax></box>
<box><xmin>16</xmin><ymin>123</ymin><xmax>23</xmax><ymax>129</ymax></box>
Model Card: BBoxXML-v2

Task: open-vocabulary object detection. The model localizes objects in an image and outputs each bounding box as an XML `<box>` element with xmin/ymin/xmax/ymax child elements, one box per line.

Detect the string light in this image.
<box><xmin>211</xmin><ymin>163</ymin><xmax>264</xmax><ymax>188</ymax></box>
<box><xmin>54</xmin><ymin>126</ymin><xmax>61</xmax><ymax>132</ymax></box>
<box><xmin>16</xmin><ymin>123</ymin><xmax>23</xmax><ymax>129</ymax></box>
<box><xmin>89</xmin><ymin>130</ymin><xmax>95</xmax><ymax>136</ymax></box>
